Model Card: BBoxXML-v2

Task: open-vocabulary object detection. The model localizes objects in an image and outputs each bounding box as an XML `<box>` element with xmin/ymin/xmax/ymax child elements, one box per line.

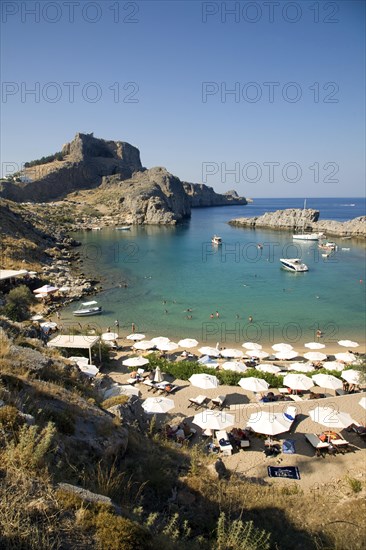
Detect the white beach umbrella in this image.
<box><xmin>275</xmin><ymin>350</ymin><xmax>299</xmax><ymax>360</ymax></box>
<box><xmin>193</xmin><ymin>410</ymin><xmax>235</xmax><ymax>431</ymax></box>
<box><xmin>30</xmin><ymin>314</ymin><xmax>44</xmax><ymax>321</ymax></box>
<box><xmin>101</xmin><ymin>332</ymin><xmax>119</xmax><ymax>341</ymax></box>
<box><xmin>242</xmin><ymin>342</ymin><xmax>262</xmax><ymax>350</ymax></box>
<box><xmin>246</xmin><ymin>411</ymin><xmax>292</xmax><ymax>436</ymax></box>
<box><xmin>154</xmin><ymin>366</ymin><xmax>164</xmax><ymax>382</ymax></box>
<box><xmin>335</xmin><ymin>352</ymin><xmax>356</xmax><ymax>363</ymax></box>
<box><xmin>198</xmin><ymin>356</ymin><xmax>219</xmax><ymax>369</ymax></box>
<box><xmin>40</xmin><ymin>321</ymin><xmax>58</xmax><ymax>330</ymax></box>
<box><xmin>359</xmin><ymin>397</ymin><xmax>366</xmax><ymax>410</ymax></box>
<box><xmin>126</xmin><ymin>333</ymin><xmax>146</xmax><ymax>341</ymax></box>
<box><xmin>256</xmin><ymin>364</ymin><xmax>282</xmax><ymax>374</ymax></box>
<box><xmin>222</xmin><ymin>361</ymin><xmax>248</xmax><ymax>373</ymax></box>
<box><xmin>189</xmin><ymin>373</ymin><xmax>219</xmax><ymax>389</ymax></box>
<box><xmin>272</xmin><ymin>343</ymin><xmax>294</xmax><ymax>352</ymax></box>
<box><xmin>198</xmin><ymin>346</ymin><xmax>221</xmax><ymax>357</ymax></box>
<box><xmin>283</xmin><ymin>373</ymin><xmax>314</xmax><ymax>391</ymax></box>
<box><xmin>104</xmin><ymin>384</ymin><xmax>139</xmax><ymax>399</ymax></box>
<box><xmin>238</xmin><ymin>377</ymin><xmax>269</xmax><ymax>392</ymax></box>
<box><xmin>312</xmin><ymin>374</ymin><xmax>343</xmax><ymax>391</ymax></box>
<box><xmin>341</xmin><ymin>369</ymin><xmax>362</xmax><ymax>385</ymax></box>
<box><xmin>122</xmin><ymin>356</ymin><xmax>150</xmax><ymax>368</ymax></box>
<box><xmin>156</xmin><ymin>341</ymin><xmax>179</xmax><ymax>352</ymax></box>
<box><xmin>33</xmin><ymin>284</ymin><xmax>59</xmax><ymax>294</ymax></box>
<box><xmin>304</xmin><ymin>351</ymin><xmax>327</xmax><ymax>362</ymax></box>
<box><xmin>151</xmin><ymin>336</ymin><xmax>170</xmax><ymax>346</ymax></box>
<box><xmin>245</xmin><ymin>350</ymin><xmax>269</xmax><ymax>359</ymax></box>
<box><xmin>142</xmin><ymin>397</ymin><xmax>174</xmax><ymax>414</ymax></box>
<box><xmin>133</xmin><ymin>340</ymin><xmax>156</xmax><ymax>350</ymax></box>
<box><xmin>178</xmin><ymin>338</ymin><xmax>199</xmax><ymax>348</ymax></box>
<box><xmin>304</xmin><ymin>342</ymin><xmax>326</xmax><ymax>350</ymax></box>
<box><xmin>338</xmin><ymin>340</ymin><xmax>359</xmax><ymax>348</ymax></box>
<box><xmin>220</xmin><ymin>348</ymin><xmax>244</xmax><ymax>359</ymax></box>
<box><xmin>309</xmin><ymin>405</ymin><xmax>357</xmax><ymax>429</ymax></box>
<box><xmin>78</xmin><ymin>364</ymin><xmax>99</xmax><ymax>377</ymax></box>
<box><xmin>289</xmin><ymin>362</ymin><xmax>315</xmax><ymax>373</ymax></box>
<box><xmin>322</xmin><ymin>361</ymin><xmax>345</xmax><ymax>372</ymax></box>
<box><xmin>69</xmin><ymin>356</ymin><xmax>89</xmax><ymax>365</ymax></box>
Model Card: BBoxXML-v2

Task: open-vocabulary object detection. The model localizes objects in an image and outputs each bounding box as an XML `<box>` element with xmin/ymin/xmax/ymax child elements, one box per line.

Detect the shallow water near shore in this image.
<box><xmin>61</xmin><ymin>198</ymin><xmax>366</xmax><ymax>346</ymax></box>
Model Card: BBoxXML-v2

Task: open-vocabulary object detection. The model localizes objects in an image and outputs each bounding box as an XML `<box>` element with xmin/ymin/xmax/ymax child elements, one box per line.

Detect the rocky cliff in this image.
<box><xmin>0</xmin><ymin>132</ymin><xmax>248</xmax><ymax>224</ymax></box>
<box><xmin>94</xmin><ymin>167</ymin><xmax>191</xmax><ymax>224</ymax></box>
<box><xmin>0</xmin><ymin>133</ymin><xmax>143</xmax><ymax>202</ymax></box>
<box><xmin>229</xmin><ymin>209</ymin><xmax>366</xmax><ymax>238</ymax></box>
<box><xmin>183</xmin><ymin>183</ymin><xmax>247</xmax><ymax>207</ymax></box>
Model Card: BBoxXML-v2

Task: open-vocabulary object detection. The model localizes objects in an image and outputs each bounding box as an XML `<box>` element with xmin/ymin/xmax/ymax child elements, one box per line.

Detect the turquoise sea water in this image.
<box><xmin>61</xmin><ymin>198</ymin><xmax>366</xmax><ymax>346</ymax></box>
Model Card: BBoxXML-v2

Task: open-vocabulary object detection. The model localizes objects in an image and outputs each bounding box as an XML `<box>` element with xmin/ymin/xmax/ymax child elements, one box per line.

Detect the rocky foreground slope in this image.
<box><xmin>229</xmin><ymin>208</ymin><xmax>366</xmax><ymax>238</ymax></box>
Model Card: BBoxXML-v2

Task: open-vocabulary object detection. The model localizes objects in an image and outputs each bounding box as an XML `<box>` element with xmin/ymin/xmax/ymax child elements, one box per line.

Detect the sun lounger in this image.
<box><xmin>288</xmin><ymin>394</ymin><xmax>303</xmax><ymax>402</ymax></box>
<box><xmin>188</xmin><ymin>395</ymin><xmax>209</xmax><ymax>410</ymax></box>
<box><xmin>160</xmin><ymin>385</ymin><xmax>179</xmax><ymax>396</ymax></box>
<box><xmin>211</xmin><ymin>395</ymin><xmax>227</xmax><ymax>410</ymax></box>
<box><xmin>305</xmin><ymin>433</ymin><xmax>331</xmax><ymax>456</ymax></box>
<box><xmin>216</xmin><ymin>430</ymin><xmax>233</xmax><ymax>456</ymax></box>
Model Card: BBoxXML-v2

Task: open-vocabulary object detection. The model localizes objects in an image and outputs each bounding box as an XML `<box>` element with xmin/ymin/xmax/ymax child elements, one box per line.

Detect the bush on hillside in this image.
<box><xmin>2</xmin><ymin>285</ymin><xmax>35</xmax><ymax>322</ymax></box>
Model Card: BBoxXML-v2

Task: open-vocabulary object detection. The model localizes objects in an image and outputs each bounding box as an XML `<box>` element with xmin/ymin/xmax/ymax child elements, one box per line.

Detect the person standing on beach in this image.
<box><xmin>131</xmin><ymin>322</ymin><xmax>135</xmax><ymax>333</ymax></box>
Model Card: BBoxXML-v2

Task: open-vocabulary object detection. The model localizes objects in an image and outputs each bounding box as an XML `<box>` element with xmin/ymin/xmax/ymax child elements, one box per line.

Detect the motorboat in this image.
<box><xmin>212</xmin><ymin>235</ymin><xmax>222</xmax><ymax>245</ymax></box>
<box><xmin>280</xmin><ymin>259</ymin><xmax>308</xmax><ymax>272</ymax></box>
<box><xmin>116</xmin><ymin>226</ymin><xmax>131</xmax><ymax>230</ymax></box>
<box><xmin>318</xmin><ymin>241</ymin><xmax>337</xmax><ymax>250</ymax></box>
<box><xmin>73</xmin><ymin>300</ymin><xmax>102</xmax><ymax>316</ymax></box>
<box><xmin>292</xmin><ymin>199</ymin><xmax>324</xmax><ymax>241</ymax></box>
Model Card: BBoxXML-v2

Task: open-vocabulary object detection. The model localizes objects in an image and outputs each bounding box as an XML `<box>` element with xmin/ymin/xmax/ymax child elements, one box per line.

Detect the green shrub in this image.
<box><xmin>3</xmin><ymin>421</ymin><xmax>56</xmax><ymax>472</ymax></box>
<box><xmin>101</xmin><ymin>395</ymin><xmax>129</xmax><ymax>409</ymax></box>
<box><xmin>0</xmin><ymin>405</ymin><xmax>23</xmax><ymax>432</ymax></box>
<box><xmin>94</xmin><ymin>511</ymin><xmax>151</xmax><ymax>550</ymax></box>
<box><xmin>2</xmin><ymin>285</ymin><xmax>35</xmax><ymax>322</ymax></box>
<box><xmin>346</xmin><ymin>476</ymin><xmax>362</xmax><ymax>493</ymax></box>
<box><xmin>216</xmin><ymin>512</ymin><xmax>271</xmax><ymax>550</ymax></box>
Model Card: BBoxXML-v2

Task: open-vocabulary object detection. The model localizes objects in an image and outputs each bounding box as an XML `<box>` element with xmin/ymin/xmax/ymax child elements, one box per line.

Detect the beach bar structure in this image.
<box><xmin>0</xmin><ymin>269</ymin><xmax>29</xmax><ymax>282</ymax></box>
<box><xmin>47</xmin><ymin>334</ymin><xmax>101</xmax><ymax>365</ymax></box>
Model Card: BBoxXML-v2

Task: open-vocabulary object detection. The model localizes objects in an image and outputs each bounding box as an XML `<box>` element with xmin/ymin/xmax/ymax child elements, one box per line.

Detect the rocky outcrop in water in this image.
<box><xmin>229</xmin><ymin>209</ymin><xmax>366</xmax><ymax>238</ymax></box>
<box><xmin>183</xmin><ymin>183</ymin><xmax>247</xmax><ymax>207</ymax></box>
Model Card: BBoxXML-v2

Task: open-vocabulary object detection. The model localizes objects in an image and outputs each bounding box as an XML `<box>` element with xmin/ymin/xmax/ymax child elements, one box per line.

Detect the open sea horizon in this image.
<box><xmin>61</xmin><ymin>197</ymin><xmax>366</xmax><ymax>348</ymax></box>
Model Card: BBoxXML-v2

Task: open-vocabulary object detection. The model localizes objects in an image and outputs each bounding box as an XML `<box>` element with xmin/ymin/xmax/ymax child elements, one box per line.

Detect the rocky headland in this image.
<box><xmin>229</xmin><ymin>208</ymin><xmax>366</xmax><ymax>238</ymax></box>
<box><xmin>0</xmin><ymin>132</ymin><xmax>247</xmax><ymax>225</ymax></box>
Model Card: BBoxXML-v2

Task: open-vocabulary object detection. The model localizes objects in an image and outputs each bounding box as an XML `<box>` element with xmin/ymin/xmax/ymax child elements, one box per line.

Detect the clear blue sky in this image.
<box><xmin>1</xmin><ymin>0</ymin><xmax>365</xmax><ymax>197</ymax></box>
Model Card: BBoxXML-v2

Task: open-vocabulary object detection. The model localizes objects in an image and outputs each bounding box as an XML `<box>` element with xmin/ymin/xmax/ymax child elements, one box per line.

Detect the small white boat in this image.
<box><xmin>116</xmin><ymin>226</ymin><xmax>131</xmax><ymax>231</ymax></box>
<box><xmin>341</xmin><ymin>248</ymin><xmax>350</xmax><ymax>251</ymax></box>
<box><xmin>280</xmin><ymin>258</ymin><xmax>308</xmax><ymax>272</ymax></box>
<box><xmin>212</xmin><ymin>235</ymin><xmax>222</xmax><ymax>245</ymax></box>
<box><xmin>293</xmin><ymin>232</ymin><xmax>324</xmax><ymax>241</ymax></box>
<box><xmin>319</xmin><ymin>241</ymin><xmax>337</xmax><ymax>250</ymax></box>
<box><xmin>73</xmin><ymin>300</ymin><xmax>102</xmax><ymax>316</ymax></box>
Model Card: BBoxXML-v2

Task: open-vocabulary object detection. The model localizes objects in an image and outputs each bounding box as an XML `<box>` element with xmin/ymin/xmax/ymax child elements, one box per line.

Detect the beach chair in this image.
<box><xmin>327</xmin><ymin>433</ymin><xmax>351</xmax><ymax>453</ymax></box>
<box><xmin>160</xmin><ymin>385</ymin><xmax>179</xmax><ymax>396</ymax></box>
<box><xmin>216</xmin><ymin>430</ymin><xmax>233</xmax><ymax>456</ymax></box>
<box><xmin>288</xmin><ymin>394</ymin><xmax>304</xmax><ymax>402</ymax></box>
<box><xmin>211</xmin><ymin>395</ymin><xmax>227</xmax><ymax>410</ymax></box>
<box><xmin>143</xmin><ymin>380</ymin><xmax>157</xmax><ymax>391</ymax></box>
<box><xmin>188</xmin><ymin>395</ymin><xmax>209</xmax><ymax>410</ymax></box>
<box><xmin>305</xmin><ymin>433</ymin><xmax>330</xmax><ymax>457</ymax></box>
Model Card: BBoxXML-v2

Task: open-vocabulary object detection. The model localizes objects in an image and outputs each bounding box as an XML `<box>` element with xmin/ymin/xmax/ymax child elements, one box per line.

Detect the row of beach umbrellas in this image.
<box><xmin>140</xmin><ymin>399</ymin><xmax>365</xmax><ymax>440</ymax></box>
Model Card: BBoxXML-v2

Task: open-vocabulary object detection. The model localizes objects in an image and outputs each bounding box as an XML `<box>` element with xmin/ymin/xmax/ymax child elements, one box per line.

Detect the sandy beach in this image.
<box><xmin>103</xmin><ymin>341</ymin><xmax>366</xmax><ymax>491</ymax></box>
